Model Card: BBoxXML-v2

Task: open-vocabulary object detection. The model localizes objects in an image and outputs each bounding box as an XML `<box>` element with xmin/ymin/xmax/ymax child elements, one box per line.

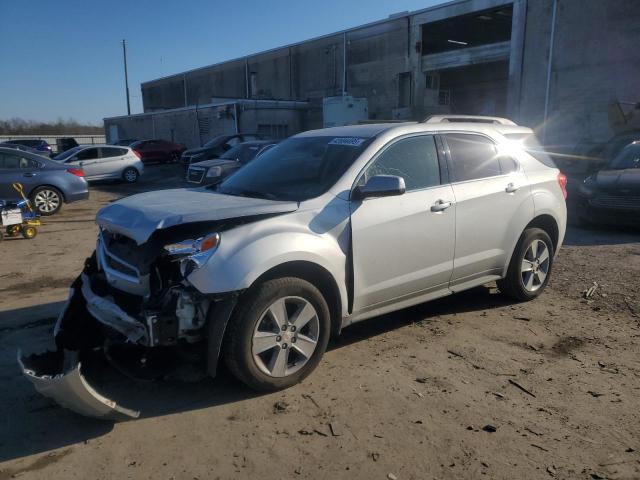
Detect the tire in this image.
<box><xmin>31</xmin><ymin>186</ymin><xmax>62</xmax><ymax>216</ymax></box>
<box><xmin>223</xmin><ymin>277</ymin><xmax>331</xmax><ymax>391</ymax></box>
<box><xmin>22</xmin><ymin>226</ymin><xmax>37</xmax><ymax>239</ymax></box>
<box><xmin>122</xmin><ymin>167</ymin><xmax>139</xmax><ymax>183</ymax></box>
<box><xmin>497</xmin><ymin>228</ymin><xmax>554</xmax><ymax>302</ymax></box>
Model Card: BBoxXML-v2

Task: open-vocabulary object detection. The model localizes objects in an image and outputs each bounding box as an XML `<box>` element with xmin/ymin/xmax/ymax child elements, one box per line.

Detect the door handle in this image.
<box><xmin>23</xmin><ymin>172</ymin><xmax>35</xmax><ymax>177</ymax></box>
<box><xmin>505</xmin><ymin>183</ymin><xmax>519</xmax><ymax>193</ymax></box>
<box><xmin>431</xmin><ymin>199</ymin><xmax>452</xmax><ymax>212</ymax></box>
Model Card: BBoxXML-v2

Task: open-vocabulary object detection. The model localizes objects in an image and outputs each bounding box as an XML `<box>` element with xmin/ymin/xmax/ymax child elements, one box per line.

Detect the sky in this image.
<box><xmin>0</xmin><ymin>0</ymin><xmax>444</xmax><ymax>124</ymax></box>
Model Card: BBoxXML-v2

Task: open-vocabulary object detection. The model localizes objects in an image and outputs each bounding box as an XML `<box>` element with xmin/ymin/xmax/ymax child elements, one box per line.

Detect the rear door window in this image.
<box><xmin>363</xmin><ymin>135</ymin><xmax>441</xmax><ymax>191</ymax></box>
<box><xmin>77</xmin><ymin>148</ymin><xmax>100</xmax><ymax>161</ymax></box>
<box><xmin>445</xmin><ymin>133</ymin><xmax>501</xmax><ymax>182</ymax></box>
<box><xmin>0</xmin><ymin>154</ymin><xmax>38</xmax><ymax>169</ymax></box>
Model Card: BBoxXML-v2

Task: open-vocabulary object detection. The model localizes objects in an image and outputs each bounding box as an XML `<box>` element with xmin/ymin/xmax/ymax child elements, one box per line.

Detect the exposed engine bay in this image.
<box><xmin>19</xmin><ymin>219</ymin><xmax>247</xmax><ymax>420</ymax></box>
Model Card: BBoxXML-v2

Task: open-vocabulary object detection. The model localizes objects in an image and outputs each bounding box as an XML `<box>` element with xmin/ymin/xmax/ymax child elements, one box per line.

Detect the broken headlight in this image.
<box><xmin>164</xmin><ymin>232</ymin><xmax>221</xmax><ymax>277</ymax></box>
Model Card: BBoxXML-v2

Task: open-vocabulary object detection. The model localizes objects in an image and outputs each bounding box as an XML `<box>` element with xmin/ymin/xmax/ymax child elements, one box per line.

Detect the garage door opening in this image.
<box><xmin>438</xmin><ymin>61</ymin><xmax>509</xmax><ymax>116</ymax></box>
<box><xmin>421</xmin><ymin>5</ymin><xmax>513</xmax><ymax>55</ymax></box>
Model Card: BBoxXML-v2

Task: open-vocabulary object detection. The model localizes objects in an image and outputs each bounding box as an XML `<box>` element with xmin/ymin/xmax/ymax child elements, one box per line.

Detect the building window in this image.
<box><xmin>250</xmin><ymin>72</ymin><xmax>258</xmax><ymax>98</ymax></box>
<box><xmin>425</xmin><ymin>74</ymin><xmax>439</xmax><ymax>90</ymax></box>
<box><xmin>421</xmin><ymin>5</ymin><xmax>513</xmax><ymax>55</ymax></box>
<box><xmin>398</xmin><ymin>72</ymin><xmax>412</xmax><ymax>108</ymax></box>
<box><xmin>438</xmin><ymin>89</ymin><xmax>451</xmax><ymax>106</ymax></box>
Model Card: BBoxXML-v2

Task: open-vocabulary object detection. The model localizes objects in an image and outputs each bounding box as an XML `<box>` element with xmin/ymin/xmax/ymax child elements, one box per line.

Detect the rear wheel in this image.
<box><xmin>223</xmin><ymin>277</ymin><xmax>331</xmax><ymax>391</ymax></box>
<box><xmin>22</xmin><ymin>226</ymin><xmax>37</xmax><ymax>239</ymax></box>
<box><xmin>498</xmin><ymin>228</ymin><xmax>554</xmax><ymax>301</ymax></box>
<box><xmin>31</xmin><ymin>186</ymin><xmax>62</xmax><ymax>215</ymax></box>
<box><xmin>122</xmin><ymin>167</ymin><xmax>139</xmax><ymax>183</ymax></box>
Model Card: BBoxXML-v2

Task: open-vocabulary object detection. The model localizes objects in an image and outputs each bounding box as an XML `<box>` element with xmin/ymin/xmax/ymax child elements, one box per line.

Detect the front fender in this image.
<box><xmin>187</xmin><ymin>222</ymin><xmax>349</xmax><ymax>317</ymax></box>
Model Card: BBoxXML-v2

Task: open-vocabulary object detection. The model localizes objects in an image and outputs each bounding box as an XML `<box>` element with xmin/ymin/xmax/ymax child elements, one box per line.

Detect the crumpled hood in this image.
<box><xmin>595</xmin><ymin>169</ymin><xmax>640</xmax><ymax>191</ymax></box>
<box><xmin>190</xmin><ymin>158</ymin><xmax>236</xmax><ymax>169</ymax></box>
<box><xmin>97</xmin><ymin>188</ymin><xmax>298</xmax><ymax>245</ymax></box>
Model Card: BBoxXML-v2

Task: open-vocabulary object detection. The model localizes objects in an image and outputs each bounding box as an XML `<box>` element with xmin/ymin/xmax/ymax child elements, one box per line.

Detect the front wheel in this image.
<box><xmin>223</xmin><ymin>277</ymin><xmax>331</xmax><ymax>391</ymax></box>
<box><xmin>498</xmin><ymin>228</ymin><xmax>554</xmax><ymax>302</ymax></box>
<box><xmin>122</xmin><ymin>167</ymin><xmax>139</xmax><ymax>183</ymax></box>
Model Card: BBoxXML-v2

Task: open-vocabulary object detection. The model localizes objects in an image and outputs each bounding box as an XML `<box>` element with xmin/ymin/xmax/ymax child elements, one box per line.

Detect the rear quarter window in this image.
<box><xmin>504</xmin><ymin>133</ymin><xmax>557</xmax><ymax>168</ymax></box>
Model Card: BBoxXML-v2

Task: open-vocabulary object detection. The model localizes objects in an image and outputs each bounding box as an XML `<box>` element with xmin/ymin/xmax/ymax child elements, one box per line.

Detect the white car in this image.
<box><xmin>21</xmin><ymin>115</ymin><xmax>567</xmax><ymax>419</ymax></box>
<box><xmin>53</xmin><ymin>145</ymin><xmax>144</xmax><ymax>183</ymax></box>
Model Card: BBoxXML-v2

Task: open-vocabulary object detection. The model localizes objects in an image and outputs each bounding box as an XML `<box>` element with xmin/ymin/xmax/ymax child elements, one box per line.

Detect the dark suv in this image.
<box><xmin>1</xmin><ymin>139</ymin><xmax>52</xmax><ymax>157</ymax></box>
<box><xmin>180</xmin><ymin>133</ymin><xmax>263</xmax><ymax>168</ymax></box>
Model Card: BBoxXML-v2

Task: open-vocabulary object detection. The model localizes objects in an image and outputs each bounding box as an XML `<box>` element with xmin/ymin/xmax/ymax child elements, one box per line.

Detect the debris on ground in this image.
<box><xmin>508</xmin><ymin>379</ymin><xmax>536</xmax><ymax>398</ymax></box>
<box><xmin>482</xmin><ymin>425</ymin><xmax>497</xmax><ymax>433</ymax></box>
<box><xmin>583</xmin><ymin>282</ymin><xmax>599</xmax><ymax>299</ymax></box>
<box><xmin>328</xmin><ymin>422</ymin><xmax>342</xmax><ymax>437</ymax></box>
<box><xmin>273</xmin><ymin>400</ymin><xmax>289</xmax><ymax>414</ymax></box>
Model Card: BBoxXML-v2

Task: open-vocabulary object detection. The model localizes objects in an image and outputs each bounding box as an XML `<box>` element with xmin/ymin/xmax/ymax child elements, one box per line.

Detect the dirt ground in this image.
<box><xmin>1</xmin><ymin>165</ymin><xmax>639</xmax><ymax>480</ymax></box>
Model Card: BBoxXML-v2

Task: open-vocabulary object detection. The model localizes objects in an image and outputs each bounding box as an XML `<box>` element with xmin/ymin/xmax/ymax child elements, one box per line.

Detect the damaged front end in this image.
<box><xmin>19</xmin><ymin>227</ymin><xmax>228</xmax><ymax>421</ymax></box>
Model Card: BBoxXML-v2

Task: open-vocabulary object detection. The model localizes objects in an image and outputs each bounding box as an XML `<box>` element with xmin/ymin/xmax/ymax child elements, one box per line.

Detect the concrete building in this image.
<box><xmin>104</xmin><ymin>0</ymin><xmax>640</xmax><ymax>155</ymax></box>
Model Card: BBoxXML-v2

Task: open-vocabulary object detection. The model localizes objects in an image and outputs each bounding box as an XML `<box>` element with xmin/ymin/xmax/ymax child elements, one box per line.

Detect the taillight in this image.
<box><xmin>132</xmin><ymin>149</ymin><xmax>142</xmax><ymax>159</ymax></box>
<box><xmin>67</xmin><ymin>168</ymin><xmax>85</xmax><ymax>177</ymax></box>
<box><xmin>557</xmin><ymin>172</ymin><xmax>568</xmax><ymax>199</ymax></box>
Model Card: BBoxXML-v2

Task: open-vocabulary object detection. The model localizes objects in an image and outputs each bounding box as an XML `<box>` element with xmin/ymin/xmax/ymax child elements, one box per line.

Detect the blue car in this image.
<box><xmin>1</xmin><ymin>139</ymin><xmax>52</xmax><ymax>157</ymax></box>
<box><xmin>0</xmin><ymin>146</ymin><xmax>89</xmax><ymax>215</ymax></box>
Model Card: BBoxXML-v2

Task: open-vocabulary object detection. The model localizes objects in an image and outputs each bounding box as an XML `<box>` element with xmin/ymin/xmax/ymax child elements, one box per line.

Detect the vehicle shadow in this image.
<box><xmin>563</xmin><ymin>224</ymin><xmax>640</xmax><ymax>247</ymax></box>
<box><xmin>0</xmin><ymin>286</ymin><xmax>508</xmax><ymax>463</ymax></box>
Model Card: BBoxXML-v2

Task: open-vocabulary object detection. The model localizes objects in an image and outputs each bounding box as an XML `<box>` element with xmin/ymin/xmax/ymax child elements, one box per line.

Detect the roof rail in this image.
<box><xmin>423</xmin><ymin>115</ymin><xmax>517</xmax><ymax>126</ymax></box>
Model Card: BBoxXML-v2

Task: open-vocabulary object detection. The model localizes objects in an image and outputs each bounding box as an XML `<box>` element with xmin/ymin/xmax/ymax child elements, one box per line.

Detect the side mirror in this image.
<box><xmin>352</xmin><ymin>175</ymin><xmax>406</xmax><ymax>200</ymax></box>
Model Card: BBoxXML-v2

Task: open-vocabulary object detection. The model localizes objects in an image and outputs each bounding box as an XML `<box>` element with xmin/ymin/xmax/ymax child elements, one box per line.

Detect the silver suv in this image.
<box><xmin>21</xmin><ymin>116</ymin><xmax>567</xmax><ymax>419</ymax></box>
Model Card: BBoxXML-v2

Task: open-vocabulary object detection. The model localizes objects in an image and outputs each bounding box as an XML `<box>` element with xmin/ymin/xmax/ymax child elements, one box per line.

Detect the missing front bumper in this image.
<box><xmin>18</xmin><ymin>349</ymin><xmax>139</xmax><ymax>421</ymax></box>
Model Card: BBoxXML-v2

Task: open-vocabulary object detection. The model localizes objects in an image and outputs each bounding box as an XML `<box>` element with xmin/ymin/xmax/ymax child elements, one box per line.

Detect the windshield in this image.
<box><xmin>217</xmin><ymin>136</ymin><xmax>373</xmax><ymax>201</ymax></box>
<box><xmin>220</xmin><ymin>143</ymin><xmax>245</xmax><ymax>160</ymax></box>
<box><xmin>503</xmin><ymin>133</ymin><xmax>557</xmax><ymax>168</ymax></box>
<box><xmin>54</xmin><ymin>146</ymin><xmax>82</xmax><ymax>161</ymax></box>
<box><xmin>203</xmin><ymin>135</ymin><xmax>228</xmax><ymax>148</ymax></box>
<box><xmin>609</xmin><ymin>144</ymin><xmax>640</xmax><ymax>170</ymax></box>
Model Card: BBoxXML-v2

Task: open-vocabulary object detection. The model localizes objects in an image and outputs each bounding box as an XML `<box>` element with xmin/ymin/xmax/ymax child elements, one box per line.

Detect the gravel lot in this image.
<box><xmin>1</xmin><ymin>165</ymin><xmax>639</xmax><ymax>480</ymax></box>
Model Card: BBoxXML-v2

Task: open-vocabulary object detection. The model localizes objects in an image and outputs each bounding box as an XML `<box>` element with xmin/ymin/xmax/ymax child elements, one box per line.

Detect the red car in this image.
<box><xmin>130</xmin><ymin>139</ymin><xmax>186</xmax><ymax>164</ymax></box>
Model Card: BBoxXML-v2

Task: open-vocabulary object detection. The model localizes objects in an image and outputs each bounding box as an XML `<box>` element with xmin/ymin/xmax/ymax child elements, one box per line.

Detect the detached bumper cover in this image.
<box><xmin>18</xmin><ymin>268</ymin><xmax>143</xmax><ymax>420</ymax></box>
<box><xmin>18</xmin><ymin>350</ymin><xmax>139</xmax><ymax>421</ymax></box>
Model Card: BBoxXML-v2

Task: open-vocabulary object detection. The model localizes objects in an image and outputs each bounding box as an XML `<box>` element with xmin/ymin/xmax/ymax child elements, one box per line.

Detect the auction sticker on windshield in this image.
<box><xmin>329</xmin><ymin>137</ymin><xmax>366</xmax><ymax>147</ymax></box>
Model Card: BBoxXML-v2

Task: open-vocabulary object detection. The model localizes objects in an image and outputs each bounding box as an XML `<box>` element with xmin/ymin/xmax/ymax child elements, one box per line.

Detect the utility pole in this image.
<box><xmin>122</xmin><ymin>39</ymin><xmax>131</xmax><ymax>116</ymax></box>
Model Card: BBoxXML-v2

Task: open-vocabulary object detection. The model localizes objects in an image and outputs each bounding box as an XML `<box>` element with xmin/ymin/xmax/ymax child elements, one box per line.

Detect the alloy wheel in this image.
<box><xmin>520</xmin><ymin>239</ymin><xmax>550</xmax><ymax>292</ymax></box>
<box><xmin>252</xmin><ymin>296</ymin><xmax>320</xmax><ymax>377</ymax></box>
<box><xmin>124</xmin><ymin>169</ymin><xmax>138</xmax><ymax>182</ymax></box>
<box><xmin>34</xmin><ymin>189</ymin><xmax>60</xmax><ymax>213</ymax></box>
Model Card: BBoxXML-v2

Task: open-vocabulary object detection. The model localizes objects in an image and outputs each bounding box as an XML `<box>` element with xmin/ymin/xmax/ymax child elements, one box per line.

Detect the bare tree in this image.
<box><xmin>0</xmin><ymin>117</ymin><xmax>103</xmax><ymax>135</ymax></box>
